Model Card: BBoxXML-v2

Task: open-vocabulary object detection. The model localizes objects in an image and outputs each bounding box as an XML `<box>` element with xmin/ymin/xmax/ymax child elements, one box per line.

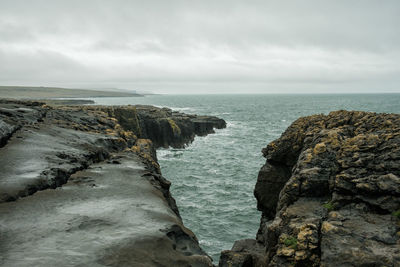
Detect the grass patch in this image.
<box><xmin>322</xmin><ymin>201</ymin><xmax>336</xmax><ymax>212</ymax></box>
<box><xmin>392</xmin><ymin>210</ymin><xmax>400</xmax><ymax>219</ymax></box>
<box><xmin>284</xmin><ymin>236</ymin><xmax>298</xmax><ymax>250</ymax></box>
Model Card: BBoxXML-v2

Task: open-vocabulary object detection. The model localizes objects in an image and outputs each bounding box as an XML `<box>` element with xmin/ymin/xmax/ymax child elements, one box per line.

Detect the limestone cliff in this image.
<box><xmin>220</xmin><ymin>110</ymin><xmax>400</xmax><ymax>267</ymax></box>
<box><xmin>0</xmin><ymin>99</ymin><xmax>225</xmax><ymax>267</ymax></box>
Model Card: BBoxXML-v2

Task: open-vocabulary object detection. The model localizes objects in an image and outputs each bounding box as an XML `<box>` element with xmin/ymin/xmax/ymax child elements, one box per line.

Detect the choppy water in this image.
<box><xmin>92</xmin><ymin>94</ymin><xmax>400</xmax><ymax>262</ymax></box>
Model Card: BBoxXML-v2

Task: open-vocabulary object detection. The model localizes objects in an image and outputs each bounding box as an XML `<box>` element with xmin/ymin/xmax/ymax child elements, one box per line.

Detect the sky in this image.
<box><xmin>0</xmin><ymin>0</ymin><xmax>399</xmax><ymax>94</ymax></box>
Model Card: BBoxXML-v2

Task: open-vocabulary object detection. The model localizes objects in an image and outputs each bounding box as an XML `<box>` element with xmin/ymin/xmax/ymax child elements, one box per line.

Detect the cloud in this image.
<box><xmin>0</xmin><ymin>0</ymin><xmax>399</xmax><ymax>93</ymax></box>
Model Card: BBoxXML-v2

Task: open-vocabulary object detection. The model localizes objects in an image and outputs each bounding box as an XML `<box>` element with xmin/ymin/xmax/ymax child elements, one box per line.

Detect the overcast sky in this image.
<box><xmin>0</xmin><ymin>0</ymin><xmax>399</xmax><ymax>94</ymax></box>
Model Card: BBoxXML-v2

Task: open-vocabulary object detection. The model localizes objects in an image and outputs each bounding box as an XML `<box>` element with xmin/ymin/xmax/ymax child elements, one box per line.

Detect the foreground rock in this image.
<box><xmin>0</xmin><ymin>99</ymin><xmax>225</xmax><ymax>266</ymax></box>
<box><xmin>220</xmin><ymin>110</ymin><xmax>400</xmax><ymax>267</ymax></box>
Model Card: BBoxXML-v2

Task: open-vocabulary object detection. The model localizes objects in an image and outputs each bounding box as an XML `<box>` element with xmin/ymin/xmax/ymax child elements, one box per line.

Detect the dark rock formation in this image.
<box><xmin>0</xmin><ymin>100</ymin><xmax>45</xmax><ymax>147</ymax></box>
<box><xmin>0</xmin><ymin>101</ymin><xmax>225</xmax><ymax>203</ymax></box>
<box><xmin>220</xmin><ymin>110</ymin><xmax>400</xmax><ymax>267</ymax></box>
<box><xmin>0</xmin><ymin>99</ymin><xmax>226</xmax><ymax>267</ymax></box>
<box><xmin>134</xmin><ymin>105</ymin><xmax>226</xmax><ymax>148</ymax></box>
<box><xmin>0</xmin><ymin>120</ymin><xmax>18</xmax><ymax>147</ymax></box>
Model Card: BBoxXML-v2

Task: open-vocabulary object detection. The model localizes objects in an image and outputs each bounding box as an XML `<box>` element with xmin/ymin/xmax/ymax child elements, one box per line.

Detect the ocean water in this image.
<box><xmin>92</xmin><ymin>94</ymin><xmax>400</xmax><ymax>262</ymax></box>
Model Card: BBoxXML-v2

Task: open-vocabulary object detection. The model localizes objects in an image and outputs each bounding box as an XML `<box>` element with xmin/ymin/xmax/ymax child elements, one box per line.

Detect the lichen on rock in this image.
<box><xmin>167</xmin><ymin>118</ymin><xmax>182</xmax><ymax>136</ymax></box>
<box><xmin>220</xmin><ymin>110</ymin><xmax>400</xmax><ymax>267</ymax></box>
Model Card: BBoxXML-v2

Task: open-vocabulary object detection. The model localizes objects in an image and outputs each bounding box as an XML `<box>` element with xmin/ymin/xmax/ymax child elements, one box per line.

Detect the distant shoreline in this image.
<box><xmin>0</xmin><ymin>85</ymin><xmax>144</xmax><ymax>99</ymax></box>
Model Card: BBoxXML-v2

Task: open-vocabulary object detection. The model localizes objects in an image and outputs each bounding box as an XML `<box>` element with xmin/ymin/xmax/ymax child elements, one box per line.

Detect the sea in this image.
<box><xmin>91</xmin><ymin>94</ymin><xmax>400</xmax><ymax>263</ymax></box>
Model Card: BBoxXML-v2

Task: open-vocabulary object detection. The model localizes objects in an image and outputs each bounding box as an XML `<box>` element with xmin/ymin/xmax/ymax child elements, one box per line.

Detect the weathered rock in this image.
<box><xmin>0</xmin><ymin>99</ymin><xmax>225</xmax><ymax>266</ymax></box>
<box><xmin>134</xmin><ymin>105</ymin><xmax>226</xmax><ymax>148</ymax></box>
<box><xmin>0</xmin><ymin>125</ymin><xmax>120</xmax><ymax>202</ymax></box>
<box><xmin>0</xmin><ymin>152</ymin><xmax>213</xmax><ymax>267</ymax></box>
<box><xmin>0</xmin><ymin>101</ymin><xmax>226</xmax><ymax>203</ymax></box>
<box><xmin>0</xmin><ymin>120</ymin><xmax>18</xmax><ymax>147</ymax></box>
<box><xmin>220</xmin><ymin>110</ymin><xmax>400</xmax><ymax>267</ymax></box>
<box><xmin>219</xmin><ymin>239</ymin><xmax>266</xmax><ymax>267</ymax></box>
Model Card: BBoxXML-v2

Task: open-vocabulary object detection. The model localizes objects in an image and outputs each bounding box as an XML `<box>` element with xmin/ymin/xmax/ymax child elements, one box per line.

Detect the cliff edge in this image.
<box><xmin>220</xmin><ymin>110</ymin><xmax>400</xmax><ymax>267</ymax></box>
<box><xmin>0</xmin><ymin>99</ymin><xmax>225</xmax><ymax>267</ymax></box>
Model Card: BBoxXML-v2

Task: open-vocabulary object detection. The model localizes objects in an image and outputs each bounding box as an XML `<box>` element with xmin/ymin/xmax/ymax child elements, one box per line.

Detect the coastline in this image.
<box><xmin>1</xmin><ymin>96</ymin><xmax>399</xmax><ymax>266</ymax></box>
<box><xmin>0</xmin><ymin>99</ymin><xmax>225</xmax><ymax>266</ymax></box>
<box><xmin>0</xmin><ymin>86</ymin><xmax>143</xmax><ymax>99</ymax></box>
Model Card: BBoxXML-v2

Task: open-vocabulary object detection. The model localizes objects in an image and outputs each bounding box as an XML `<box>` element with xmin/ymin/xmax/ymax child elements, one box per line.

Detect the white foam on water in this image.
<box><xmin>168</xmin><ymin>107</ymin><xmax>197</xmax><ymax>112</ymax></box>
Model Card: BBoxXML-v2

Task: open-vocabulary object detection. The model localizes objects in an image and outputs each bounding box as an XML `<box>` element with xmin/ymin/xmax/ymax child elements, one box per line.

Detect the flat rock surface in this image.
<box><xmin>0</xmin><ymin>99</ymin><xmax>222</xmax><ymax>267</ymax></box>
<box><xmin>0</xmin><ymin>125</ymin><xmax>116</xmax><ymax>202</ymax></box>
<box><xmin>0</xmin><ymin>153</ymin><xmax>211</xmax><ymax>267</ymax></box>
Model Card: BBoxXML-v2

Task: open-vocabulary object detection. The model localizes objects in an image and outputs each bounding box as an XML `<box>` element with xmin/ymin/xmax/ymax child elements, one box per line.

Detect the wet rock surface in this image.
<box><xmin>0</xmin><ymin>120</ymin><xmax>18</xmax><ymax>147</ymax></box>
<box><xmin>220</xmin><ymin>110</ymin><xmax>400</xmax><ymax>267</ymax></box>
<box><xmin>0</xmin><ymin>99</ymin><xmax>225</xmax><ymax>267</ymax></box>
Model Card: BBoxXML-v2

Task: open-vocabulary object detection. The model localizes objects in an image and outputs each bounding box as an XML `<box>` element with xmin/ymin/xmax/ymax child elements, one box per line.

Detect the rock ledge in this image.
<box><xmin>0</xmin><ymin>99</ymin><xmax>226</xmax><ymax>267</ymax></box>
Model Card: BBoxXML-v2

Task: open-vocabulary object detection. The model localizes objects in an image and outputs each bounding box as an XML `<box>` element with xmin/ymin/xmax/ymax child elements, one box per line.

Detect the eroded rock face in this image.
<box><xmin>0</xmin><ymin>101</ymin><xmax>226</xmax><ymax>203</ymax></box>
<box><xmin>0</xmin><ymin>99</ymin><xmax>225</xmax><ymax>267</ymax></box>
<box><xmin>0</xmin><ymin>120</ymin><xmax>18</xmax><ymax>147</ymax></box>
<box><xmin>220</xmin><ymin>110</ymin><xmax>400</xmax><ymax>267</ymax></box>
<box><xmin>134</xmin><ymin>105</ymin><xmax>226</xmax><ymax>148</ymax></box>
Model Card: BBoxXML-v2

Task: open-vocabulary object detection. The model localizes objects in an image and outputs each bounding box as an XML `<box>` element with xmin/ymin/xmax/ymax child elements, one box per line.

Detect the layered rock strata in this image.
<box><xmin>0</xmin><ymin>99</ymin><xmax>225</xmax><ymax>267</ymax></box>
<box><xmin>220</xmin><ymin>110</ymin><xmax>400</xmax><ymax>267</ymax></box>
<box><xmin>134</xmin><ymin>105</ymin><xmax>226</xmax><ymax>148</ymax></box>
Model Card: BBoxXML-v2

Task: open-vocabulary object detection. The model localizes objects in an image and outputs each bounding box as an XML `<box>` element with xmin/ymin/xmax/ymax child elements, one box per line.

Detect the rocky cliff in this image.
<box><xmin>220</xmin><ymin>110</ymin><xmax>400</xmax><ymax>267</ymax></box>
<box><xmin>0</xmin><ymin>99</ymin><xmax>225</xmax><ymax>267</ymax></box>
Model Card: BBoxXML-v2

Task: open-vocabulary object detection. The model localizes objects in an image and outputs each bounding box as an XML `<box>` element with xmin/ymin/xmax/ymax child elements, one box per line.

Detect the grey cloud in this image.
<box><xmin>0</xmin><ymin>0</ymin><xmax>399</xmax><ymax>93</ymax></box>
<box><xmin>0</xmin><ymin>49</ymin><xmax>92</xmax><ymax>81</ymax></box>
